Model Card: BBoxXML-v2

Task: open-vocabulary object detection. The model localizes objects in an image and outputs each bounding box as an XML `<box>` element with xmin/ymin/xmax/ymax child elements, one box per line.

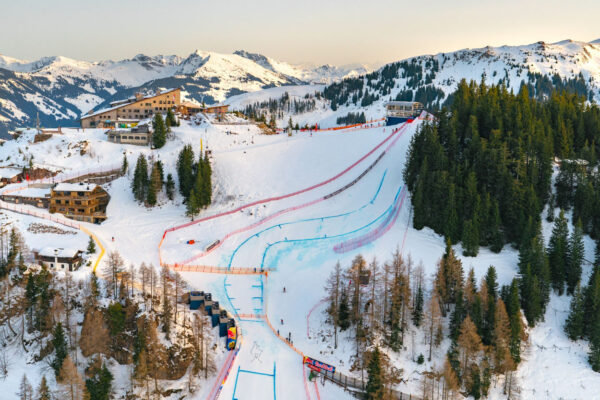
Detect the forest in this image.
<box><xmin>0</xmin><ymin>226</ymin><xmax>220</xmax><ymax>400</ymax></box>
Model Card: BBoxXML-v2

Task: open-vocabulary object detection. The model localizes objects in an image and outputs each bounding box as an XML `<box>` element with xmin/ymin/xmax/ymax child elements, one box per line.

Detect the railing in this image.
<box><xmin>321</xmin><ymin>370</ymin><xmax>421</xmax><ymax>400</ymax></box>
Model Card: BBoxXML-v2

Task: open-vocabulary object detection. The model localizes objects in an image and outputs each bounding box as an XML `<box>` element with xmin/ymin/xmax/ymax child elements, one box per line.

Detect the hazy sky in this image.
<box><xmin>1</xmin><ymin>0</ymin><xmax>599</xmax><ymax>66</ymax></box>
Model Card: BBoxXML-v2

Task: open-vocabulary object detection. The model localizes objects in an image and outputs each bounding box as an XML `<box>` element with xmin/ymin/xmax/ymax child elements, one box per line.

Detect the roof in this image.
<box><xmin>83</xmin><ymin>88</ymin><xmax>180</xmax><ymax>119</ymax></box>
<box><xmin>53</xmin><ymin>182</ymin><xmax>100</xmax><ymax>192</ymax></box>
<box><xmin>38</xmin><ymin>247</ymin><xmax>81</xmax><ymax>258</ymax></box>
<box><xmin>8</xmin><ymin>187</ymin><xmax>50</xmax><ymax>198</ymax></box>
<box><xmin>385</xmin><ymin>101</ymin><xmax>423</xmax><ymax>107</ymax></box>
<box><xmin>0</xmin><ymin>167</ymin><xmax>22</xmax><ymax>179</ymax></box>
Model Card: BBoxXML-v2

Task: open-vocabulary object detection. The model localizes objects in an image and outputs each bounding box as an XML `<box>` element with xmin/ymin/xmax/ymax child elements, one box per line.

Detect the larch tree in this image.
<box><xmin>17</xmin><ymin>374</ymin><xmax>33</xmax><ymax>400</ymax></box>
<box><xmin>325</xmin><ymin>261</ymin><xmax>342</xmax><ymax>348</ymax></box>
<box><xmin>425</xmin><ymin>293</ymin><xmax>442</xmax><ymax>361</ymax></box>
<box><xmin>36</xmin><ymin>376</ymin><xmax>51</xmax><ymax>400</ymax></box>
<box><xmin>457</xmin><ymin>315</ymin><xmax>483</xmax><ymax>374</ymax></box>
<box><xmin>103</xmin><ymin>251</ymin><xmax>124</xmax><ymax>299</ymax></box>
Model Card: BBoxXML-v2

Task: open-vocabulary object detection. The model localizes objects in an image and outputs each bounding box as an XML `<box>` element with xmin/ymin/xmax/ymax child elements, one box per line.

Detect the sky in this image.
<box><xmin>1</xmin><ymin>0</ymin><xmax>599</xmax><ymax>66</ymax></box>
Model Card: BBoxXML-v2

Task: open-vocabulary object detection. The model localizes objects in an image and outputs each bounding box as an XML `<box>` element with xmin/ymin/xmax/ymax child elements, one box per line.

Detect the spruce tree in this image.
<box><xmin>165</xmin><ymin>173</ymin><xmax>175</xmax><ymax>201</ymax></box>
<box><xmin>548</xmin><ymin>210</ymin><xmax>569</xmax><ymax>295</ymax></box>
<box><xmin>132</xmin><ymin>154</ymin><xmax>149</xmax><ymax>202</ymax></box>
<box><xmin>186</xmin><ymin>189</ymin><xmax>198</xmax><ymax>220</ymax></box>
<box><xmin>412</xmin><ymin>282</ymin><xmax>424</xmax><ymax>327</ymax></box>
<box><xmin>566</xmin><ymin>219</ymin><xmax>584</xmax><ymax>295</ymax></box>
<box><xmin>152</xmin><ymin>114</ymin><xmax>166</xmax><ymax>148</ymax></box>
<box><xmin>120</xmin><ymin>153</ymin><xmax>128</xmax><ymax>175</ymax></box>
<box><xmin>565</xmin><ymin>283</ymin><xmax>586</xmax><ymax>340</ymax></box>
<box><xmin>177</xmin><ymin>145</ymin><xmax>195</xmax><ymax>198</ymax></box>
<box><xmin>365</xmin><ymin>347</ymin><xmax>384</xmax><ymax>400</ymax></box>
<box><xmin>462</xmin><ymin>219</ymin><xmax>479</xmax><ymax>257</ymax></box>
<box><xmin>338</xmin><ymin>287</ymin><xmax>350</xmax><ymax>331</ymax></box>
<box><xmin>87</xmin><ymin>236</ymin><xmax>96</xmax><ymax>254</ymax></box>
<box><xmin>51</xmin><ymin>322</ymin><xmax>68</xmax><ymax>377</ymax></box>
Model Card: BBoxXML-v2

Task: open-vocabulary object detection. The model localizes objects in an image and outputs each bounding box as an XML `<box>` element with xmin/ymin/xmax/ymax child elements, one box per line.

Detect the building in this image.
<box><xmin>80</xmin><ymin>88</ymin><xmax>181</xmax><ymax>129</ymax></box>
<box><xmin>107</xmin><ymin>123</ymin><xmax>151</xmax><ymax>146</ymax></box>
<box><xmin>178</xmin><ymin>102</ymin><xmax>229</xmax><ymax>120</ymax></box>
<box><xmin>384</xmin><ymin>101</ymin><xmax>424</xmax><ymax>126</ymax></box>
<box><xmin>35</xmin><ymin>247</ymin><xmax>83</xmax><ymax>271</ymax></box>
<box><xmin>49</xmin><ymin>182</ymin><xmax>110</xmax><ymax>224</ymax></box>
<box><xmin>0</xmin><ymin>187</ymin><xmax>51</xmax><ymax>208</ymax></box>
<box><xmin>0</xmin><ymin>167</ymin><xmax>23</xmax><ymax>187</ymax></box>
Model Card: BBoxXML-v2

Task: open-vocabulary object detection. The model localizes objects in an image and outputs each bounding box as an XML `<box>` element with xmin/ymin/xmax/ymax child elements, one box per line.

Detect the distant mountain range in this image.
<box><xmin>0</xmin><ymin>50</ymin><xmax>372</xmax><ymax>138</ymax></box>
<box><xmin>2</xmin><ymin>39</ymin><xmax>600</xmax><ymax>138</ymax></box>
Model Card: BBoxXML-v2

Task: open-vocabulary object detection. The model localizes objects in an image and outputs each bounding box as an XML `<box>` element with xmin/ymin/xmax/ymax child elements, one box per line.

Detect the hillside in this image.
<box><xmin>226</xmin><ymin>39</ymin><xmax>600</xmax><ymax>129</ymax></box>
<box><xmin>0</xmin><ymin>50</ymin><xmax>370</xmax><ymax>139</ymax></box>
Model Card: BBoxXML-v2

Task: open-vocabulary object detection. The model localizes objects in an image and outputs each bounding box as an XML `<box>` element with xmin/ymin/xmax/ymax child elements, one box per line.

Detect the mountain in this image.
<box><xmin>316</xmin><ymin>39</ymin><xmax>600</xmax><ymax>126</ymax></box>
<box><xmin>0</xmin><ymin>50</ymin><xmax>370</xmax><ymax>138</ymax></box>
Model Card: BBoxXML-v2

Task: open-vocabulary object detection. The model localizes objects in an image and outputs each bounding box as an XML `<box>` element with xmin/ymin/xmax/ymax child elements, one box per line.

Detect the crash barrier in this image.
<box><xmin>0</xmin><ymin>201</ymin><xmax>105</xmax><ymax>273</ymax></box>
<box><xmin>172</xmin><ymin>121</ymin><xmax>412</xmax><ymax>268</ymax></box>
<box><xmin>333</xmin><ymin>186</ymin><xmax>407</xmax><ymax>253</ymax></box>
<box><xmin>158</xmin><ymin>121</ymin><xmax>412</xmax><ymax>266</ymax></box>
<box><xmin>320</xmin><ymin>369</ymin><xmax>421</xmax><ymax>400</ymax></box>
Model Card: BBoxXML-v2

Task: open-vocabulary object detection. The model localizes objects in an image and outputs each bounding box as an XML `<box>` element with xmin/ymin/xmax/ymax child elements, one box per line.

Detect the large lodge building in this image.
<box><xmin>80</xmin><ymin>88</ymin><xmax>182</xmax><ymax>129</ymax></box>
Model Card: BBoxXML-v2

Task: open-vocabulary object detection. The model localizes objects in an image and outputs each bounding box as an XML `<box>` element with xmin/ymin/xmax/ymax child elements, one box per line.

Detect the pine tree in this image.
<box><xmin>36</xmin><ymin>376</ymin><xmax>51</xmax><ymax>400</ymax></box>
<box><xmin>462</xmin><ymin>219</ymin><xmax>479</xmax><ymax>256</ymax></box>
<box><xmin>566</xmin><ymin>219</ymin><xmax>584</xmax><ymax>295</ymax></box>
<box><xmin>87</xmin><ymin>236</ymin><xmax>96</xmax><ymax>255</ymax></box>
<box><xmin>85</xmin><ymin>361</ymin><xmax>113</xmax><ymax>400</ymax></box>
<box><xmin>166</xmin><ymin>108</ymin><xmax>177</xmax><ymax>128</ymax></box>
<box><xmin>365</xmin><ymin>347</ymin><xmax>384</xmax><ymax>400</ymax></box>
<box><xmin>548</xmin><ymin>210</ymin><xmax>569</xmax><ymax>295</ymax></box>
<box><xmin>589</xmin><ymin>323</ymin><xmax>600</xmax><ymax>372</ymax></box>
<box><xmin>165</xmin><ymin>173</ymin><xmax>175</xmax><ymax>200</ymax></box>
<box><xmin>152</xmin><ymin>113</ymin><xmax>166</xmax><ymax>148</ymax></box>
<box><xmin>565</xmin><ymin>283</ymin><xmax>586</xmax><ymax>340</ymax></box>
<box><xmin>51</xmin><ymin>322</ymin><xmax>68</xmax><ymax>377</ymax></box>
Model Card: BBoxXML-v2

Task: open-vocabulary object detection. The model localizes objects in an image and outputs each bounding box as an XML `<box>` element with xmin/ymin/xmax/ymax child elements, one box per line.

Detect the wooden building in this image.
<box><xmin>80</xmin><ymin>88</ymin><xmax>181</xmax><ymax>129</ymax></box>
<box><xmin>0</xmin><ymin>187</ymin><xmax>51</xmax><ymax>208</ymax></box>
<box><xmin>49</xmin><ymin>182</ymin><xmax>110</xmax><ymax>224</ymax></box>
<box><xmin>0</xmin><ymin>167</ymin><xmax>23</xmax><ymax>187</ymax></box>
<box><xmin>35</xmin><ymin>247</ymin><xmax>83</xmax><ymax>271</ymax></box>
<box><xmin>178</xmin><ymin>102</ymin><xmax>229</xmax><ymax>120</ymax></box>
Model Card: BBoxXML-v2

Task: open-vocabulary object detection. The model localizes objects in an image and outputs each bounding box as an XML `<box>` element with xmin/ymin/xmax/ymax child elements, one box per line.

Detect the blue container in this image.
<box><xmin>386</xmin><ymin>116</ymin><xmax>409</xmax><ymax>126</ymax></box>
<box><xmin>189</xmin><ymin>291</ymin><xmax>204</xmax><ymax>310</ymax></box>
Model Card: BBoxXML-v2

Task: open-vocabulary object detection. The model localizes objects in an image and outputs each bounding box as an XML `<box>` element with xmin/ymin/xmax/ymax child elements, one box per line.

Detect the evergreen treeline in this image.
<box><xmin>336</xmin><ymin>112</ymin><xmax>366</xmax><ymax>125</ymax></box>
<box><xmin>404</xmin><ymin>80</ymin><xmax>600</xmax><ymax>258</ymax></box>
<box><xmin>131</xmin><ymin>155</ymin><xmax>166</xmax><ymax>207</ymax></box>
<box><xmin>243</xmin><ymin>91</ymin><xmax>318</xmax><ymax>124</ymax></box>
<box><xmin>176</xmin><ymin>145</ymin><xmax>212</xmax><ymax>219</ymax></box>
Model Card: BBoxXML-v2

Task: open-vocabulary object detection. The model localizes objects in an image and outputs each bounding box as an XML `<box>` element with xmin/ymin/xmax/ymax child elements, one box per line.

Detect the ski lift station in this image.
<box><xmin>385</xmin><ymin>101</ymin><xmax>423</xmax><ymax>125</ymax></box>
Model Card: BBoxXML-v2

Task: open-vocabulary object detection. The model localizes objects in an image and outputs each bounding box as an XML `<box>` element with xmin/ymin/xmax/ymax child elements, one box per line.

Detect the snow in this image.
<box><xmin>0</xmin><ymin>167</ymin><xmax>22</xmax><ymax>178</ymax></box>
<box><xmin>64</xmin><ymin>93</ymin><xmax>104</xmax><ymax>114</ymax></box>
<box><xmin>1</xmin><ymin>112</ymin><xmax>600</xmax><ymax>399</ymax></box>
<box><xmin>38</xmin><ymin>246</ymin><xmax>81</xmax><ymax>258</ymax></box>
<box><xmin>53</xmin><ymin>182</ymin><xmax>99</xmax><ymax>192</ymax></box>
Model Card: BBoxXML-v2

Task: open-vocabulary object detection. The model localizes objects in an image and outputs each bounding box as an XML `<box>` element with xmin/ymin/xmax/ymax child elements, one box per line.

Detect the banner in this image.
<box><xmin>226</xmin><ymin>327</ymin><xmax>237</xmax><ymax>350</ymax></box>
<box><xmin>303</xmin><ymin>356</ymin><xmax>335</xmax><ymax>373</ymax></box>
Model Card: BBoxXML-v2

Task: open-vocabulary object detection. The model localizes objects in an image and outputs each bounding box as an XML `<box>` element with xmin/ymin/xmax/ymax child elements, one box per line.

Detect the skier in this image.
<box><xmin>283</xmin><ymin>286</ymin><xmax>286</xmax><ymax>293</ymax></box>
<box><xmin>112</xmin><ymin>236</ymin><xmax>115</xmax><ymax>242</ymax></box>
<box><xmin>280</xmin><ymin>318</ymin><xmax>284</xmax><ymax>325</ymax></box>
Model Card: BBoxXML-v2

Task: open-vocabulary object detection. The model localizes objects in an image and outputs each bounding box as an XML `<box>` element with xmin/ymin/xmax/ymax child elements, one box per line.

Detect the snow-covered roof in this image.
<box><xmin>83</xmin><ymin>88</ymin><xmax>179</xmax><ymax>119</ymax></box>
<box><xmin>53</xmin><ymin>182</ymin><xmax>99</xmax><ymax>192</ymax></box>
<box><xmin>0</xmin><ymin>167</ymin><xmax>22</xmax><ymax>179</ymax></box>
<box><xmin>385</xmin><ymin>101</ymin><xmax>422</xmax><ymax>107</ymax></box>
<box><xmin>8</xmin><ymin>187</ymin><xmax>50</xmax><ymax>197</ymax></box>
<box><xmin>38</xmin><ymin>247</ymin><xmax>81</xmax><ymax>258</ymax></box>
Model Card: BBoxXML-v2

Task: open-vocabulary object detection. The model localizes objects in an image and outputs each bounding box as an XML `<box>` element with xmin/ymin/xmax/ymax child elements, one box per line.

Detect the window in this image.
<box><xmin>50</xmin><ymin>263</ymin><xmax>54</xmax><ymax>268</ymax></box>
<box><xmin>61</xmin><ymin>264</ymin><xmax>65</xmax><ymax>269</ymax></box>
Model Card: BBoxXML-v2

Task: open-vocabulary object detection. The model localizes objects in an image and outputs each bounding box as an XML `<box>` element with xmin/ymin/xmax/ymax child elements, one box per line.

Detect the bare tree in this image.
<box><xmin>58</xmin><ymin>356</ymin><xmax>85</xmax><ymax>400</ymax></box>
<box><xmin>325</xmin><ymin>261</ymin><xmax>342</xmax><ymax>348</ymax></box>
<box><xmin>103</xmin><ymin>251</ymin><xmax>124</xmax><ymax>299</ymax></box>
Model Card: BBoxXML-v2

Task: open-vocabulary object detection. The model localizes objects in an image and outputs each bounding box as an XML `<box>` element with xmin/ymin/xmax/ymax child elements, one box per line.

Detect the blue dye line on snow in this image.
<box><xmin>227</xmin><ymin>170</ymin><xmax>388</xmax><ymax>269</ymax></box>
<box><xmin>258</xmin><ymin>184</ymin><xmax>403</xmax><ymax>270</ymax></box>
<box><xmin>232</xmin><ymin>364</ymin><xmax>277</xmax><ymax>400</ymax></box>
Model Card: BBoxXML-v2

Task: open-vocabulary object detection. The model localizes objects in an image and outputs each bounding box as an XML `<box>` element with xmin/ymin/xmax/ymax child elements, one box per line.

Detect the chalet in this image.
<box><xmin>35</xmin><ymin>247</ymin><xmax>83</xmax><ymax>271</ymax></box>
<box><xmin>49</xmin><ymin>182</ymin><xmax>110</xmax><ymax>224</ymax></box>
<box><xmin>80</xmin><ymin>88</ymin><xmax>181</xmax><ymax>129</ymax></box>
<box><xmin>384</xmin><ymin>101</ymin><xmax>423</xmax><ymax>125</ymax></box>
<box><xmin>0</xmin><ymin>187</ymin><xmax>51</xmax><ymax>208</ymax></box>
<box><xmin>107</xmin><ymin>123</ymin><xmax>151</xmax><ymax>146</ymax></box>
<box><xmin>0</xmin><ymin>167</ymin><xmax>23</xmax><ymax>187</ymax></box>
<box><xmin>178</xmin><ymin>102</ymin><xmax>229</xmax><ymax>120</ymax></box>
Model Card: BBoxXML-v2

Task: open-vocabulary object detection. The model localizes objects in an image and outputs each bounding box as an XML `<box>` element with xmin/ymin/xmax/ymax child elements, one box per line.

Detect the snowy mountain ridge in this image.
<box><xmin>0</xmin><ymin>49</ymin><xmax>371</xmax><ymax>138</ymax></box>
